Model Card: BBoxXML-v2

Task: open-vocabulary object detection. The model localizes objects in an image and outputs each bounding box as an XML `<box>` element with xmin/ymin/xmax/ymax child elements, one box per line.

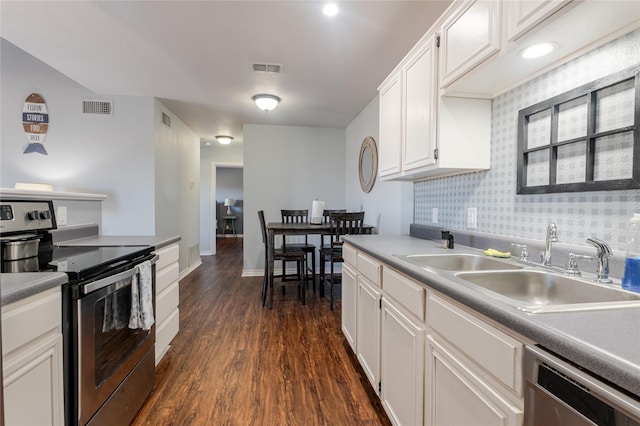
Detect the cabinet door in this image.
<box><xmin>379</xmin><ymin>72</ymin><xmax>403</xmax><ymax>177</ymax></box>
<box><xmin>4</xmin><ymin>334</ymin><xmax>64</xmax><ymax>426</ymax></box>
<box><xmin>403</xmin><ymin>34</ymin><xmax>438</xmax><ymax>172</ymax></box>
<box><xmin>341</xmin><ymin>263</ymin><xmax>357</xmax><ymax>352</ymax></box>
<box><xmin>440</xmin><ymin>0</ymin><xmax>501</xmax><ymax>88</ymax></box>
<box><xmin>506</xmin><ymin>0</ymin><xmax>571</xmax><ymax>41</ymax></box>
<box><xmin>381</xmin><ymin>299</ymin><xmax>425</xmax><ymax>426</ymax></box>
<box><xmin>357</xmin><ymin>277</ymin><xmax>381</xmax><ymax>393</ymax></box>
<box><xmin>425</xmin><ymin>335</ymin><xmax>523</xmax><ymax>426</ymax></box>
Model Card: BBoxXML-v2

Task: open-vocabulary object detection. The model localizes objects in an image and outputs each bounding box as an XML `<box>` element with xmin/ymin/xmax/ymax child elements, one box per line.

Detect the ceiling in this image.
<box><xmin>0</xmin><ymin>1</ymin><xmax>452</xmax><ymax>146</ymax></box>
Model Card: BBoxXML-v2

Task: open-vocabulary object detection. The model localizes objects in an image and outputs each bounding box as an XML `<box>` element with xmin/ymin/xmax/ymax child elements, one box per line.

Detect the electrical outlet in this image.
<box><xmin>466</xmin><ymin>207</ymin><xmax>477</xmax><ymax>229</ymax></box>
<box><xmin>432</xmin><ymin>208</ymin><xmax>438</xmax><ymax>224</ymax></box>
<box><xmin>57</xmin><ymin>206</ymin><xmax>68</xmax><ymax>226</ymax></box>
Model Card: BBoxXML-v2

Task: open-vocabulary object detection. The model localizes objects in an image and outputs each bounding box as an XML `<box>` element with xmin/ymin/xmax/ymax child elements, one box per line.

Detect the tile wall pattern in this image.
<box><xmin>414</xmin><ymin>29</ymin><xmax>640</xmax><ymax>250</ymax></box>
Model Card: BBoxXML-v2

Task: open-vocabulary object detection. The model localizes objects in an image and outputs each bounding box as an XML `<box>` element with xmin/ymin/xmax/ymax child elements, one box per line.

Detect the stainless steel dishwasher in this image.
<box><xmin>524</xmin><ymin>345</ymin><xmax>640</xmax><ymax>426</ymax></box>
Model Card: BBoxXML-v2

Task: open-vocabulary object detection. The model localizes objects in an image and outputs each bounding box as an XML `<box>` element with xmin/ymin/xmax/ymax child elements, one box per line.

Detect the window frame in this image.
<box><xmin>517</xmin><ymin>65</ymin><xmax>640</xmax><ymax>194</ymax></box>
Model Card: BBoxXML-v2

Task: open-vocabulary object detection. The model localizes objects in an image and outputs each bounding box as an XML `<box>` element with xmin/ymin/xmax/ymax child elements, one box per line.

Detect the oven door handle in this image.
<box><xmin>82</xmin><ymin>255</ymin><xmax>158</xmax><ymax>295</ymax></box>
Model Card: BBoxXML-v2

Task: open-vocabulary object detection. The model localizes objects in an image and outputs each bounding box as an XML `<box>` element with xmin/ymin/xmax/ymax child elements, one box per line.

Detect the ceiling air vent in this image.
<box><xmin>252</xmin><ymin>62</ymin><xmax>283</xmax><ymax>73</ymax></box>
<box><xmin>82</xmin><ymin>100</ymin><xmax>113</xmax><ymax>115</ymax></box>
<box><xmin>161</xmin><ymin>112</ymin><xmax>171</xmax><ymax>128</ymax></box>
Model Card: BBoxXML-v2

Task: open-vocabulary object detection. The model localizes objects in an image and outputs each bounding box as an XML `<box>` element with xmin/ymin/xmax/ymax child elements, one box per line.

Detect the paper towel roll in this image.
<box><xmin>311</xmin><ymin>200</ymin><xmax>325</xmax><ymax>224</ymax></box>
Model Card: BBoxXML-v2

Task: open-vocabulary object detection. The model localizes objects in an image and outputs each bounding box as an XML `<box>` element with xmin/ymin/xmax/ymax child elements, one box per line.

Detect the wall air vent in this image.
<box><xmin>252</xmin><ymin>62</ymin><xmax>283</xmax><ymax>73</ymax></box>
<box><xmin>82</xmin><ymin>100</ymin><xmax>113</xmax><ymax>115</ymax></box>
<box><xmin>161</xmin><ymin>111</ymin><xmax>171</xmax><ymax>128</ymax></box>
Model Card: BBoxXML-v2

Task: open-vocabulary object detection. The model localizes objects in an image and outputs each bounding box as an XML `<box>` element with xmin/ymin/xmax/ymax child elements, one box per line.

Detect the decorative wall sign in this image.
<box><xmin>22</xmin><ymin>93</ymin><xmax>49</xmax><ymax>155</ymax></box>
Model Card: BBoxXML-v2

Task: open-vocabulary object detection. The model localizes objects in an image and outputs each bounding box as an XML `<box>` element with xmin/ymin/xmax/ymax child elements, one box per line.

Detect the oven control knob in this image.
<box><xmin>39</xmin><ymin>210</ymin><xmax>51</xmax><ymax>220</ymax></box>
<box><xmin>27</xmin><ymin>210</ymin><xmax>40</xmax><ymax>220</ymax></box>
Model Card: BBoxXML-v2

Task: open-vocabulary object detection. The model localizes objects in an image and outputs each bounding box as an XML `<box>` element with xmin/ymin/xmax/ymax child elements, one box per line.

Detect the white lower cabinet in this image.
<box><xmin>356</xmin><ymin>276</ymin><xmax>381</xmax><ymax>393</ymax></box>
<box><xmin>426</xmin><ymin>334</ymin><xmax>523</xmax><ymax>426</ymax></box>
<box><xmin>154</xmin><ymin>243</ymin><xmax>180</xmax><ymax>365</ymax></box>
<box><xmin>2</xmin><ymin>287</ymin><xmax>64</xmax><ymax>426</ymax></box>
<box><xmin>341</xmin><ymin>262</ymin><xmax>357</xmax><ymax>352</ymax></box>
<box><xmin>341</xmin><ymin>243</ymin><xmax>526</xmax><ymax>426</ymax></box>
<box><xmin>381</xmin><ymin>299</ymin><xmax>425</xmax><ymax>426</ymax></box>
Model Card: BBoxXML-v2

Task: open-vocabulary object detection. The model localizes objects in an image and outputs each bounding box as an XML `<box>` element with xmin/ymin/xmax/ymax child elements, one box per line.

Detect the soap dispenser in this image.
<box><xmin>622</xmin><ymin>213</ymin><xmax>640</xmax><ymax>292</ymax></box>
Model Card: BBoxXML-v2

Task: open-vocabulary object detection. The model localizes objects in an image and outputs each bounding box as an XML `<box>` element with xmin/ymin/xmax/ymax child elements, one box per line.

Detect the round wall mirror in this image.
<box><xmin>359</xmin><ymin>136</ymin><xmax>378</xmax><ymax>193</ymax></box>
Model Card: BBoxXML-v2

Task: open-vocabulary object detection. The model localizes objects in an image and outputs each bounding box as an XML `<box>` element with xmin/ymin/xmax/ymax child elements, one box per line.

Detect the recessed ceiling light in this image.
<box><xmin>521</xmin><ymin>42</ymin><xmax>556</xmax><ymax>59</ymax></box>
<box><xmin>323</xmin><ymin>3</ymin><xmax>339</xmax><ymax>17</ymax></box>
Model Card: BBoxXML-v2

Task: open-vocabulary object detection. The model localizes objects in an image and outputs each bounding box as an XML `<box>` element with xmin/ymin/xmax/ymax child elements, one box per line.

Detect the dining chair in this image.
<box><xmin>319</xmin><ymin>209</ymin><xmax>347</xmax><ymax>252</ymax></box>
<box><xmin>280</xmin><ymin>209</ymin><xmax>316</xmax><ymax>291</ymax></box>
<box><xmin>319</xmin><ymin>211</ymin><xmax>365</xmax><ymax>310</ymax></box>
<box><xmin>258</xmin><ymin>210</ymin><xmax>307</xmax><ymax>308</ymax></box>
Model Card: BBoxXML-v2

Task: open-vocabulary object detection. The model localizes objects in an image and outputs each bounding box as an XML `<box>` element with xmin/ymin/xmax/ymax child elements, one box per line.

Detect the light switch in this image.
<box><xmin>466</xmin><ymin>207</ymin><xmax>477</xmax><ymax>229</ymax></box>
<box><xmin>57</xmin><ymin>206</ymin><xmax>67</xmax><ymax>226</ymax></box>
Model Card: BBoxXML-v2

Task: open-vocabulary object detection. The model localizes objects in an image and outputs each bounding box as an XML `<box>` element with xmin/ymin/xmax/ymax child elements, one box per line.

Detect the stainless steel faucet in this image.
<box><xmin>586</xmin><ymin>237</ymin><xmax>613</xmax><ymax>284</ymax></box>
<box><xmin>541</xmin><ymin>222</ymin><xmax>558</xmax><ymax>266</ymax></box>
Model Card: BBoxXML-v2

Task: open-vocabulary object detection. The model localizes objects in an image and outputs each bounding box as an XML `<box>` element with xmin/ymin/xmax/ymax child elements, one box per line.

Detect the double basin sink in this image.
<box><xmin>395</xmin><ymin>253</ymin><xmax>640</xmax><ymax>313</ymax></box>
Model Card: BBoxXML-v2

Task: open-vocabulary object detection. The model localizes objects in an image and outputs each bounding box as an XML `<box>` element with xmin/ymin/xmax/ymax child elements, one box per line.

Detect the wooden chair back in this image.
<box><xmin>281</xmin><ymin>209</ymin><xmax>310</xmax><ymax>247</ymax></box>
<box><xmin>328</xmin><ymin>212</ymin><xmax>365</xmax><ymax>249</ymax></box>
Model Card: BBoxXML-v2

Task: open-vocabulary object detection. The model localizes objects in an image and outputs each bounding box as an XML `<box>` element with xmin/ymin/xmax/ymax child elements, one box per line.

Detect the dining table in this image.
<box><xmin>266</xmin><ymin>221</ymin><xmax>374</xmax><ymax>294</ymax></box>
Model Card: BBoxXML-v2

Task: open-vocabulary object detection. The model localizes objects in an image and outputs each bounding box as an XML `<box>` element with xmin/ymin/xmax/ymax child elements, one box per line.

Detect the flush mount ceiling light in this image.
<box><xmin>521</xmin><ymin>42</ymin><xmax>556</xmax><ymax>59</ymax></box>
<box><xmin>252</xmin><ymin>94</ymin><xmax>281</xmax><ymax>112</ymax></box>
<box><xmin>323</xmin><ymin>3</ymin><xmax>339</xmax><ymax>16</ymax></box>
<box><xmin>216</xmin><ymin>135</ymin><xmax>233</xmax><ymax>145</ymax></box>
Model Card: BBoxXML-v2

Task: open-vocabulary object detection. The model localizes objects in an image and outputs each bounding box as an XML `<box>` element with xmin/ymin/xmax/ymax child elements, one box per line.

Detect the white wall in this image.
<box><xmin>243</xmin><ymin>124</ymin><xmax>345</xmax><ymax>275</ymax></box>
<box><xmin>199</xmin><ymin>144</ymin><xmax>243</xmax><ymax>254</ymax></box>
<box><xmin>154</xmin><ymin>99</ymin><xmax>201</xmax><ymax>272</ymax></box>
<box><xmin>345</xmin><ymin>95</ymin><xmax>413</xmax><ymax>234</ymax></box>
<box><xmin>1</xmin><ymin>38</ymin><xmax>156</xmax><ymax>235</ymax></box>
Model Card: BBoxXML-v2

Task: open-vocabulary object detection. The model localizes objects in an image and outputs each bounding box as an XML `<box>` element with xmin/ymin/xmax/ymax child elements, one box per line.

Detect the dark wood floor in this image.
<box><xmin>132</xmin><ymin>237</ymin><xmax>390</xmax><ymax>425</ymax></box>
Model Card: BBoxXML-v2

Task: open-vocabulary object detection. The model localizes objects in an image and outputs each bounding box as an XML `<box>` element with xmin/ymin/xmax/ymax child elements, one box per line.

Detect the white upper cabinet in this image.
<box><xmin>443</xmin><ymin>0</ymin><xmax>640</xmax><ymax>97</ymax></box>
<box><xmin>403</xmin><ymin>36</ymin><xmax>438</xmax><ymax>172</ymax></box>
<box><xmin>439</xmin><ymin>0</ymin><xmax>502</xmax><ymax>89</ymax></box>
<box><xmin>506</xmin><ymin>0</ymin><xmax>572</xmax><ymax>41</ymax></box>
<box><xmin>378</xmin><ymin>72</ymin><xmax>402</xmax><ymax>177</ymax></box>
<box><xmin>379</xmin><ymin>31</ymin><xmax>490</xmax><ymax>182</ymax></box>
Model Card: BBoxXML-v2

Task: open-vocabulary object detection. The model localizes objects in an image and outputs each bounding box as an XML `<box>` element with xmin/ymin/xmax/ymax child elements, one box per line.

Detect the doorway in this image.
<box><xmin>210</xmin><ymin>162</ymin><xmax>243</xmax><ymax>255</ymax></box>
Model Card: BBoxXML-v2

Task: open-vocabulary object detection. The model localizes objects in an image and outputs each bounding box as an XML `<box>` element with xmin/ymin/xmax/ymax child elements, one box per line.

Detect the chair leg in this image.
<box><xmin>319</xmin><ymin>255</ymin><xmax>325</xmax><ymax>298</ymax></box>
<box><xmin>311</xmin><ymin>253</ymin><xmax>316</xmax><ymax>294</ymax></box>
<box><xmin>330</xmin><ymin>259</ymin><xmax>335</xmax><ymax>311</ymax></box>
<box><xmin>300</xmin><ymin>259</ymin><xmax>306</xmax><ymax>305</ymax></box>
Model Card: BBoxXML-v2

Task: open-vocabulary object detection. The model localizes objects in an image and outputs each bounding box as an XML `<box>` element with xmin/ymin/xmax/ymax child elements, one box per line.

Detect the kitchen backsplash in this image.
<box><xmin>414</xmin><ymin>29</ymin><xmax>640</xmax><ymax>251</ymax></box>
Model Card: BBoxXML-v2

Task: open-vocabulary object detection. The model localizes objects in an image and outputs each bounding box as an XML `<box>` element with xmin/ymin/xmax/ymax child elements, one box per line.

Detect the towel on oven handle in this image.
<box><xmin>102</xmin><ymin>281</ymin><xmax>130</xmax><ymax>332</ymax></box>
<box><xmin>129</xmin><ymin>260</ymin><xmax>155</xmax><ymax>330</ymax></box>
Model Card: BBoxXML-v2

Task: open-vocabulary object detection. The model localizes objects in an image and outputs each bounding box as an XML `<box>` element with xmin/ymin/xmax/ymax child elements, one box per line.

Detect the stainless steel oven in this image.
<box><xmin>1</xmin><ymin>200</ymin><xmax>158</xmax><ymax>425</ymax></box>
<box><xmin>67</xmin><ymin>253</ymin><xmax>157</xmax><ymax>425</ymax></box>
<box><xmin>524</xmin><ymin>345</ymin><xmax>640</xmax><ymax>426</ymax></box>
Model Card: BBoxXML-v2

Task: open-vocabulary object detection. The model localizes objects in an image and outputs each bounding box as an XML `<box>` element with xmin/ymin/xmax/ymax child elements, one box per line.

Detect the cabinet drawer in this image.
<box><xmin>382</xmin><ymin>268</ymin><xmax>425</xmax><ymax>322</ymax></box>
<box><xmin>156</xmin><ymin>281</ymin><xmax>179</xmax><ymax>326</ymax></box>
<box><xmin>2</xmin><ymin>288</ymin><xmax>61</xmax><ymax>355</ymax></box>
<box><xmin>357</xmin><ymin>252</ymin><xmax>381</xmax><ymax>287</ymax></box>
<box><xmin>427</xmin><ymin>293</ymin><xmax>523</xmax><ymax>395</ymax></box>
<box><xmin>156</xmin><ymin>261</ymin><xmax>179</xmax><ymax>294</ymax></box>
<box><xmin>155</xmin><ymin>243</ymin><xmax>179</xmax><ymax>270</ymax></box>
<box><xmin>343</xmin><ymin>243</ymin><xmax>357</xmax><ymax>267</ymax></box>
<box><xmin>156</xmin><ymin>308</ymin><xmax>179</xmax><ymax>364</ymax></box>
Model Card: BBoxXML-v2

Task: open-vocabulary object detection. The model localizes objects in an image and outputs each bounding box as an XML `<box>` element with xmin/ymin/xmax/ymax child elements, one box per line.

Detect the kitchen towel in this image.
<box><xmin>129</xmin><ymin>260</ymin><xmax>155</xmax><ymax>331</ymax></box>
<box><xmin>102</xmin><ymin>281</ymin><xmax>129</xmax><ymax>332</ymax></box>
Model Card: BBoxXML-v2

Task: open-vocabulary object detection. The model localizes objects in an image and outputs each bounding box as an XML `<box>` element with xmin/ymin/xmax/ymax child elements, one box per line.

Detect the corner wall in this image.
<box><xmin>345</xmin><ymin>95</ymin><xmax>413</xmax><ymax>235</ymax></box>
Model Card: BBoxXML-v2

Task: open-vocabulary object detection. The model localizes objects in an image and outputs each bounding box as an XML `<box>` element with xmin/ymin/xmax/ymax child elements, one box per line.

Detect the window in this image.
<box><xmin>517</xmin><ymin>65</ymin><xmax>640</xmax><ymax>194</ymax></box>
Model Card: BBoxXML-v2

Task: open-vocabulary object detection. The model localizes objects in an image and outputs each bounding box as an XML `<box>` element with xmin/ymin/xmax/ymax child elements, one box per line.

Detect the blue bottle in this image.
<box><xmin>622</xmin><ymin>214</ymin><xmax>640</xmax><ymax>292</ymax></box>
